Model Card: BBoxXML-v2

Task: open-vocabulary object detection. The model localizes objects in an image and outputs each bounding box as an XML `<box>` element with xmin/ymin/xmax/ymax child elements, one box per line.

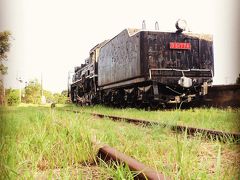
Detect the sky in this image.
<box><xmin>0</xmin><ymin>0</ymin><xmax>240</xmax><ymax>93</ymax></box>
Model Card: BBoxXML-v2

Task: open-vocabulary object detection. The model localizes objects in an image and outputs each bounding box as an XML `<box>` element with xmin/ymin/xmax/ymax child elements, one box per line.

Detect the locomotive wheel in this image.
<box><xmin>119</xmin><ymin>100</ymin><xmax>127</xmax><ymax>108</ymax></box>
<box><xmin>159</xmin><ymin>103</ymin><xmax>166</xmax><ymax>109</ymax></box>
<box><xmin>149</xmin><ymin>100</ymin><xmax>159</xmax><ymax>110</ymax></box>
<box><xmin>134</xmin><ymin>100</ymin><xmax>142</xmax><ymax>109</ymax></box>
<box><xmin>76</xmin><ymin>100</ymin><xmax>82</xmax><ymax>106</ymax></box>
<box><xmin>103</xmin><ymin>94</ymin><xmax>111</xmax><ymax>106</ymax></box>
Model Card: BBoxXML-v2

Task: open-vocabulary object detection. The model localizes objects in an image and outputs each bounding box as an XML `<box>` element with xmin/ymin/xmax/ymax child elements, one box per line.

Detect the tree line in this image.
<box><xmin>5</xmin><ymin>79</ymin><xmax>68</xmax><ymax>106</ymax></box>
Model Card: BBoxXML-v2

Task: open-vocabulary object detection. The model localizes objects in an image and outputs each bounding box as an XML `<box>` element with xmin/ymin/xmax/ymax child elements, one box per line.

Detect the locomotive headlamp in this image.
<box><xmin>175</xmin><ymin>19</ymin><xmax>187</xmax><ymax>32</ymax></box>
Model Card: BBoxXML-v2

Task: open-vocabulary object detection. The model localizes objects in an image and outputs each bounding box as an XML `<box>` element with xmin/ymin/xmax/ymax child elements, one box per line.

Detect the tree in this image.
<box><xmin>23</xmin><ymin>79</ymin><xmax>41</xmax><ymax>104</ymax></box>
<box><xmin>0</xmin><ymin>31</ymin><xmax>11</xmax><ymax>105</ymax></box>
<box><xmin>61</xmin><ymin>90</ymin><xmax>69</xmax><ymax>103</ymax></box>
<box><xmin>61</xmin><ymin>90</ymin><xmax>68</xmax><ymax>97</ymax></box>
<box><xmin>53</xmin><ymin>92</ymin><xmax>68</xmax><ymax>104</ymax></box>
<box><xmin>43</xmin><ymin>90</ymin><xmax>54</xmax><ymax>103</ymax></box>
<box><xmin>5</xmin><ymin>89</ymin><xmax>20</xmax><ymax>106</ymax></box>
<box><xmin>0</xmin><ymin>31</ymin><xmax>11</xmax><ymax>75</ymax></box>
<box><xmin>22</xmin><ymin>79</ymin><xmax>68</xmax><ymax>104</ymax></box>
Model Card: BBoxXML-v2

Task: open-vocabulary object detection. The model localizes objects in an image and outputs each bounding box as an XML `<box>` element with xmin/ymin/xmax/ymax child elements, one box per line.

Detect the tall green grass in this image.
<box><xmin>0</xmin><ymin>107</ymin><xmax>111</xmax><ymax>179</ymax></box>
<box><xmin>70</xmin><ymin>107</ymin><xmax>240</xmax><ymax>179</ymax></box>
<box><xmin>1</xmin><ymin>106</ymin><xmax>239</xmax><ymax>179</ymax></box>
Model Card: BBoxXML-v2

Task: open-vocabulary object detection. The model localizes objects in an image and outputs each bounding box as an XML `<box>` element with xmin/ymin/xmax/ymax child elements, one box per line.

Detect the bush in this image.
<box><xmin>6</xmin><ymin>89</ymin><xmax>20</xmax><ymax>106</ymax></box>
<box><xmin>53</xmin><ymin>93</ymin><xmax>68</xmax><ymax>104</ymax></box>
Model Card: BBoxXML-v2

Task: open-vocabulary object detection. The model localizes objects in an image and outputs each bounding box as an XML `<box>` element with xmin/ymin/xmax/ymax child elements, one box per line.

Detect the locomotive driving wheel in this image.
<box><xmin>149</xmin><ymin>100</ymin><xmax>159</xmax><ymax>110</ymax></box>
<box><xmin>134</xmin><ymin>100</ymin><xmax>143</xmax><ymax>109</ymax></box>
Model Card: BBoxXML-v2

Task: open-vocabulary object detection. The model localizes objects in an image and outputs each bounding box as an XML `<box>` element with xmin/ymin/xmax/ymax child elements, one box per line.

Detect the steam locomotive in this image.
<box><xmin>69</xmin><ymin>20</ymin><xmax>214</xmax><ymax>108</ymax></box>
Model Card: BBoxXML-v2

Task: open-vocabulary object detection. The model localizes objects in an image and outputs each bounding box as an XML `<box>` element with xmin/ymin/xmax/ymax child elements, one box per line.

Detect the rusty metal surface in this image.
<box><xmin>92</xmin><ymin>113</ymin><xmax>240</xmax><ymax>142</ymax></box>
<box><xmin>98</xmin><ymin>29</ymin><xmax>214</xmax><ymax>88</ymax></box>
<box><xmin>100</xmin><ymin>77</ymin><xmax>145</xmax><ymax>90</ymax></box>
<box><xmin>141</xmin><ymin>31</ymin><xmax>214</xmax><ymax>83</ymax></box>
<box><xmin>98</xmin><ymin>29</ymin><xmax>141</xmax><ymax>87</ymax></box>
<box><xmin>97</xmin><ymin>144</ymin><xmax>167</xmax><ymax>180</ymax></box>
<box><xmin>141</xmin><ymin>31</ymin><xmax>213</xmax><ymax>70</ymax></box>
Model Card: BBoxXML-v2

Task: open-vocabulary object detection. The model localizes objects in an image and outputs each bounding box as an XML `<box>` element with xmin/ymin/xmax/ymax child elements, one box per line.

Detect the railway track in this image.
<box><xmin>58</xmin><ymin>108</ymin><xmax>240</xmax><ymax>178</ymax></box>
<box><xmin>64</xmin><ymin>109</ymin><xmax>240</xmax><ymax>142</ymax></box>
<box><xmin>92</xmin><ymin>113</ymin><xmax>240</xmax><ymax>142</ymax></box>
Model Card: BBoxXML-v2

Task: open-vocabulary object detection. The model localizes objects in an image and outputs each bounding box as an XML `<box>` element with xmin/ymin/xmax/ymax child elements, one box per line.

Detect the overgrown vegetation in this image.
<box><xmin>0</xmin><ymin>106</ymin><xmax>239</xmax><ymax>179</ymax></box>
<box><xmin>23</xmin><ymin>79</ymin><xmax>68</xmax><ymax>104</ymax></box>
<box><xmin>2</xmin><ymin>79</ymin><xmax>68</xmax><ymax>106</ymax></box>
<box><xmin>0</xmin><ymin>106</ymin><xmax>130</xmax><ymax>179</ymax></box>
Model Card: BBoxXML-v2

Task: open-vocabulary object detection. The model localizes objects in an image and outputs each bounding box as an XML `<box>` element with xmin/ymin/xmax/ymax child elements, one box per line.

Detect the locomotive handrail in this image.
<box><xmin>149</xmin><ymin>68</ymin><xmax>213</xmax><ymax>79</ymax></box>
<box><xmin>72</xmin><ymin>74</ymin><xmax>98</xmax><ymax>84</ymax></box>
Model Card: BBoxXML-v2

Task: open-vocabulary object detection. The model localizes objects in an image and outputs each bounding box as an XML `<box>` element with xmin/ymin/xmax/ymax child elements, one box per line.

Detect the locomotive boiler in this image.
<box><xmin>69</xmin><ymin>20</ymin><xmax>214</xmax><ymax>108</ymax></box>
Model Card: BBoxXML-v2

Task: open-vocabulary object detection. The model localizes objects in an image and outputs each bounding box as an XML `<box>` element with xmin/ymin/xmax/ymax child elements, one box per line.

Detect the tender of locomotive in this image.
<box><xmin>69</xmin><ymin>20</ymin><xmax>214</xmax><ymax>108</ymax></box>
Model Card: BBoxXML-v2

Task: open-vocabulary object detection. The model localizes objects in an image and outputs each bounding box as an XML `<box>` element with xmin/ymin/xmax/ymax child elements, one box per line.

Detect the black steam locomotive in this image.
<box><xmin>69</xmin><ymin>20</ymin><xmax>214</xmax><ymax>108</ymax></box>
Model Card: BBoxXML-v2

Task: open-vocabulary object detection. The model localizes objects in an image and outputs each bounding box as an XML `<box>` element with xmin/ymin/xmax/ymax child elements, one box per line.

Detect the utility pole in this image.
<box><xmin>41</xmin><ymin>73</ymin><xmax>46</xmax><ymax>104</ymax></box>
<box><xmin>41</xmin><ymin>72</ymin><xmax>43</xmax><ymax>96</ymax></box>
<box><xmin>16</xmin><ymin>77</ymin><xmax>23</xmax><ymax>103</ymax></box>
<box><xmin>67</xmin><ymin>71</ymin><xmax>71</xmax><ymax>96</ymax></box>
<box><xmin>67</xmin><ymin>71</ymin><xmax>73</xmax><ymax>100</ymax></box>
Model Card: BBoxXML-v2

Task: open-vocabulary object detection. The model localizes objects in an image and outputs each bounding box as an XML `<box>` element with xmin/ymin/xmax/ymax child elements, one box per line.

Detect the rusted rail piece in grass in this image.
<box><xmin>97</xmin><ymin>144</ymin><xmax>168</xmax><ymax>180</ymax></box>
<box><xmin>92</xmin><ymin>113</ymin><xmax>240</xmax><ymax>141</ymax></box>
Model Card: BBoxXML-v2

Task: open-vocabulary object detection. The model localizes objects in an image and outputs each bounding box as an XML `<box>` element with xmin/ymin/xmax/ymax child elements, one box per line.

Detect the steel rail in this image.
<box><xmin>64</xmin><ymin>109</ymin><xmax>240</xmax><ymax>141</ymax></box>
<box><xmin>92</xmin><ymin>113</ymin><xmax>240</xmax><ymax>142</ymax></box>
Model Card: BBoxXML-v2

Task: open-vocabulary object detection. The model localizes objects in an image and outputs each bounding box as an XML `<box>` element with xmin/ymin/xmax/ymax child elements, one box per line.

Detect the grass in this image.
<box><xmin>61</xmin><ymin>104</ymin><xmax>240</xmax><ymax>133</ymax></box>
<box><xmin>88</xmin><ymin>114</ymin><xmax>240</xmax><ymax>179</ymax></box>
<box><xmin>1</xmin><ymin>105</ymin><xmax>240</xmax><ymax>179</ymax></box>
<box><xmin>0</xmin><ymin>106</ymin><xmax>112</xmax><ymax>179</ymax></box>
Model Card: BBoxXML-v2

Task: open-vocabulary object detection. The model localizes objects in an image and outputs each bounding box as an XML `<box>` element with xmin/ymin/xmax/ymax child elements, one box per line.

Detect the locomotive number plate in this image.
<box><xmin>170</xmin><ymin>42</ymin><xmax>191</xmax><ymax>50</ymax></box>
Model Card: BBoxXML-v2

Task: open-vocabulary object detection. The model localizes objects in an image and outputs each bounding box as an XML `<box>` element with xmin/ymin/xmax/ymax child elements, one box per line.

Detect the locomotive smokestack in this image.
<box><xmin>155</xmin><ymin>21</ymin><xmax>159</xmax><ymax>30</ymax></box>
<box><xmin>142</xmin><ymin>20</ymin><xmax>146</xmax><ymax>30</ymax></box>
